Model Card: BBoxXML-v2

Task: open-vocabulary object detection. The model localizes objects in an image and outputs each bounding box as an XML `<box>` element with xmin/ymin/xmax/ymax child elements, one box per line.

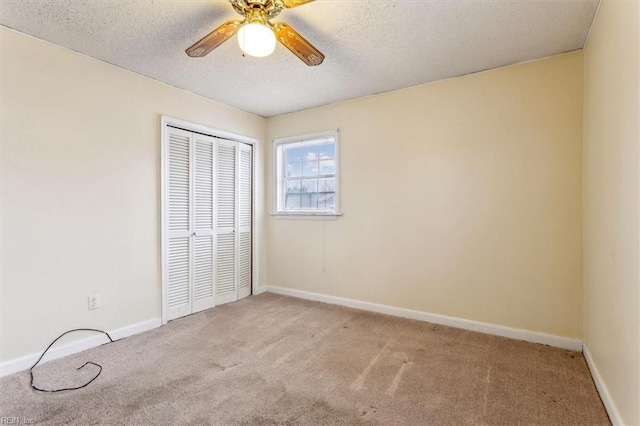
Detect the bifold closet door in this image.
<box><xmin>215</xmin><ymin>140</ymin><xmax>238</xmax><ymax>305</ymax></box>
<box><xmin>237</xmin><ymin>143</ymin><xmax>252</xmax><ymax>300</ymax></box>
<box><xmin>166</xmin><ymin>127</ymin><xmax>194</xmax><ymax>321</ymax></box>
<box><xmin>192</xmin><ymin>133</ymin><xmax>216</xmax><ymax>313</ymax></box>
<box><xmin>165</xmin><ymin>128</ymin><xmax>217</xmax><ymax>320</ymax></box>
<box><xmin>215</xmin><ymin>142</ymin><xmax>253</xmax><ymax>305</ymax></box>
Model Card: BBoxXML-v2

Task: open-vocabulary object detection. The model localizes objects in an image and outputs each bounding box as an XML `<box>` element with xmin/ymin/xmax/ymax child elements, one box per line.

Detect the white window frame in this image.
<box><xmin>272</xmin><ymin>129</ymin><xmax>341</xmax><ymax>218</ymax></box>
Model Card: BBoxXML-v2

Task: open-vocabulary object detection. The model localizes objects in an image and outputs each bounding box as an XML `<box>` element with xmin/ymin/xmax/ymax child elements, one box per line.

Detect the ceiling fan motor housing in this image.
<box><xmin>231</xmin><ymin>0</ymin><xmax>286</xmax><ymax>20</ymax></box>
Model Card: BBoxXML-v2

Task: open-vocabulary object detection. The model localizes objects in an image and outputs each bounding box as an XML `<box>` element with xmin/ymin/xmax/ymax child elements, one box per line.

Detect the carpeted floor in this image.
<box><xmin>0</xmin><ymin>293</ymin><xmax>609</xmax><ymax>425</ymax></box>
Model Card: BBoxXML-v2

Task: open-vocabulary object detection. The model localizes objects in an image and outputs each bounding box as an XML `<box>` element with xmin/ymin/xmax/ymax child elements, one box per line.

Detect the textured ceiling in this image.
<box><xmin>1</xmin><ymin>0</ymin><xmax>598</xmax><ymax>117</ymax></box>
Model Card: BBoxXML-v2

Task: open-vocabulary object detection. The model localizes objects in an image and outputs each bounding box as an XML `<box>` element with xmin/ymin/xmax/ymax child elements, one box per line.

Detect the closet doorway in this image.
<box><xmin>161</xmin><ymin>117</ymin><xmax>255</xmax><ymax>323</ymax></box>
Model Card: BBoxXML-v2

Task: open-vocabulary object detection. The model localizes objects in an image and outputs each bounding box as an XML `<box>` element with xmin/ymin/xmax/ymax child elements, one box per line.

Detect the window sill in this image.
<box><xmin>271</xmin><ymin>212</ymin><xmax>342</xmax><ymax>220</ymax></box>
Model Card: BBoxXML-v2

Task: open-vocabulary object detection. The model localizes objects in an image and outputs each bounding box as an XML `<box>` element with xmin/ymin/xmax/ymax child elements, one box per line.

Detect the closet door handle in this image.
<box><xmin>191</xmin><ymin>232</ymin><xmax>196</xmax><ymax>237</ymax></box>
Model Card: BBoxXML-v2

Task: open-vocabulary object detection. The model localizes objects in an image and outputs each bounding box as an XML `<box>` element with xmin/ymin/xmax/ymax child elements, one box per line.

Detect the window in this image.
<box><xmin>274</xmin><ymin>130</ymin><xmax>339</xmax><ymax>216</ymax></box>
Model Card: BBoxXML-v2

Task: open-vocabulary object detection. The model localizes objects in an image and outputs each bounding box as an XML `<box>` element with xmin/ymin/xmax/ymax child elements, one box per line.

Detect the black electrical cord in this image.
<box><xmin>29</xmin><ymin>328</ymin><xmax>114</xmax><ymax>393</ymax></box>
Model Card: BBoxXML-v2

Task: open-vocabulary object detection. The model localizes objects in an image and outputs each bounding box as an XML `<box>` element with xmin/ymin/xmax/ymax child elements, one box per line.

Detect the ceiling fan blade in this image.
<box><xmin>272</xmin><ymin>22</ymin><xmax>324</xmax><ymax>66</ymax></box>
<box><xmin>186</xmin><ymin>20</ymin><xmax>243</xmax><ymax>58</ymax></box>
<box><xmin>283</xmin><ymin>0</ymin><xmax>315</xmax><ymax>8</ymax></box>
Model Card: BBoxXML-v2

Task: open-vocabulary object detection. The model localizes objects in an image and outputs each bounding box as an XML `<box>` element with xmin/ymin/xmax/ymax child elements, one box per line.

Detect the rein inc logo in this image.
<box><xmin>0</xmin><ymin>418</ymin><xmax>33</xmax><ymax>425</ymax></box>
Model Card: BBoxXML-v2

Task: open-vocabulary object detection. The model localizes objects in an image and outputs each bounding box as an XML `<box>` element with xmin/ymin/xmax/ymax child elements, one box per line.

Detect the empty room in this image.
<box><xmin>0</xmin><ymin>0</ymin><xmax>638</xmax><ymax>424</ymax></box>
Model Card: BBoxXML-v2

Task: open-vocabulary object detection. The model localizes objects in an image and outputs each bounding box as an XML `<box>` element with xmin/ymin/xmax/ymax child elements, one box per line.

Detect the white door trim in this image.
<box><xmin>161</xmin><ymin>115</ymin><xmax>259</xmax><ymax>325</ymax></box>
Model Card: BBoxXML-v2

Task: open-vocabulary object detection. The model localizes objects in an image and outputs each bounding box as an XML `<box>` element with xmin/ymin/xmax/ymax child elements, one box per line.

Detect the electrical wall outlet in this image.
<box><xmin>88</xmin><ymin>294</ymin><xmax>100</xmax><ymax>310</ymax></box>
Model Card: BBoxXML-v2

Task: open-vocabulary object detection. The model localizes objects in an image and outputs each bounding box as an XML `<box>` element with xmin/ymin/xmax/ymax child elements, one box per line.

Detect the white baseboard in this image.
<box><xmin>0</xmin><ymin>318</ymin><xmax>161</xmax><ymax>378</ymax></box>
<box><xmin>583</xmin><ymin>344</ymin><xmax>622</xmax><ymax>425</ymax></box>
<box><xmin>254</xmin><ymin>286</ymin><xmax>267</xmax><ymax>295</ymax></box>
<box><xmin>266</xmin><ymin>286</ymin><xmax>583</xmax><ymax>352</ymax></box>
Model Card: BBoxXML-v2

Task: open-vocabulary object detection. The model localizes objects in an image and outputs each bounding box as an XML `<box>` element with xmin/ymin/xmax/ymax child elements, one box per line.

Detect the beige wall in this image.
<box><xmin>266</xmin><ymin>52</ymin><xmax>584</xmax><ymax>339</ymax></box>
<box><xmin>0</xmin><ymin>28</ymin><xmax>267</xmax><ymax>362</ymax></box>
<box><xmin>583</xmin><ymin>0</ymin><xmax>640</xmax><ymax>424</ymax></box>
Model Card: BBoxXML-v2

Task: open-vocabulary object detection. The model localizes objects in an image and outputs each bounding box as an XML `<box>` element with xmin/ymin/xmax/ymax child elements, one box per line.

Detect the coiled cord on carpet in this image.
<box><xmin>29</xmin><ymin>329</ymin><xmax>114</xmax><ymax>393</ymax></box>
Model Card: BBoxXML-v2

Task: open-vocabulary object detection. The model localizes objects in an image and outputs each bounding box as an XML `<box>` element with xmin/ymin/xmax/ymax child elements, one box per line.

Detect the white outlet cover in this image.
<box><xmin>88</xmin><ymin>294</ymin><xmax>100</xmax><ymax>310</ymax></box>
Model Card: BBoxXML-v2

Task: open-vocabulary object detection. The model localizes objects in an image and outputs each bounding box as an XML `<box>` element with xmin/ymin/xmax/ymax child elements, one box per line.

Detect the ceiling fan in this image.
<box><xmin>186</xmin><ymin>0</ymin><xmax>324</xmax><ymax>66</ymax></box>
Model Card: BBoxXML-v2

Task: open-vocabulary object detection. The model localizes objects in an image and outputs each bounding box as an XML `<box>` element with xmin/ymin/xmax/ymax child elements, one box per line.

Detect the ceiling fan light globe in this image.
<box><xmin>237</xmin><ymin>23</ymin><xmax>276</xmax><ymax>58</ymax></box>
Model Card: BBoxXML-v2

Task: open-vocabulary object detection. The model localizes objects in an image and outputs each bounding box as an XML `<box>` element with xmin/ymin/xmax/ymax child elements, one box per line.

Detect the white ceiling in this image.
<box><xmin>1</xmin><ymin>0</ymin><xmax>598</xmax><ymax>117</ymax></box>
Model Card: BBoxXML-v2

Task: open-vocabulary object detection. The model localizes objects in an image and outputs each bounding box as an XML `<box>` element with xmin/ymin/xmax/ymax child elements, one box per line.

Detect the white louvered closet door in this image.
<box><xmin>192</xmin><ymin>133</ymin><xmax>216</xmax><ymax>313</ymax></box>
<box><xmin>215</xmin><ymin>140</ymin><xmax>238</xmax><ymax>305</ymax></box>
<box><xmin>164</xmin><ymin>125</ymin><xmax>252</xmax><ymax>321</ymax></box>
<box><xmin>166</xmin><ymin>127</ymin><xmax>193</xmax><ymax>321</ymax></box>
<box><xmin>237</xmin><ymin>144</ymin><xmax>252</xmax><ymax>300</ymax></box>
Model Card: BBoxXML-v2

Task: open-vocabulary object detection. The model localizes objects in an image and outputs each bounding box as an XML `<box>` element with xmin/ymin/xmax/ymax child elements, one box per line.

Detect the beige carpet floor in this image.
<box><xmin>1</xmin><ymin>293</ymin><xmax>609</xmax><ymax>425</ymax></box>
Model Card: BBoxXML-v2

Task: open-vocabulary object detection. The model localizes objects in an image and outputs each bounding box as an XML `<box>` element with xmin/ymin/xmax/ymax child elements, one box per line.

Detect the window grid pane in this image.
<box><xmin>286</xmin><ymin>179</ymin><xmax>301</xmax><ymax>193</ymax></box>
<box><xmin>286</xmin><ymin>162</ymin><xmax>303</xmax><ymax>177</ymax></box>
<box><xmin>286</xmin><ymin>194</ymin><xmax>301</xmax><ymax>209</ymax></box>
